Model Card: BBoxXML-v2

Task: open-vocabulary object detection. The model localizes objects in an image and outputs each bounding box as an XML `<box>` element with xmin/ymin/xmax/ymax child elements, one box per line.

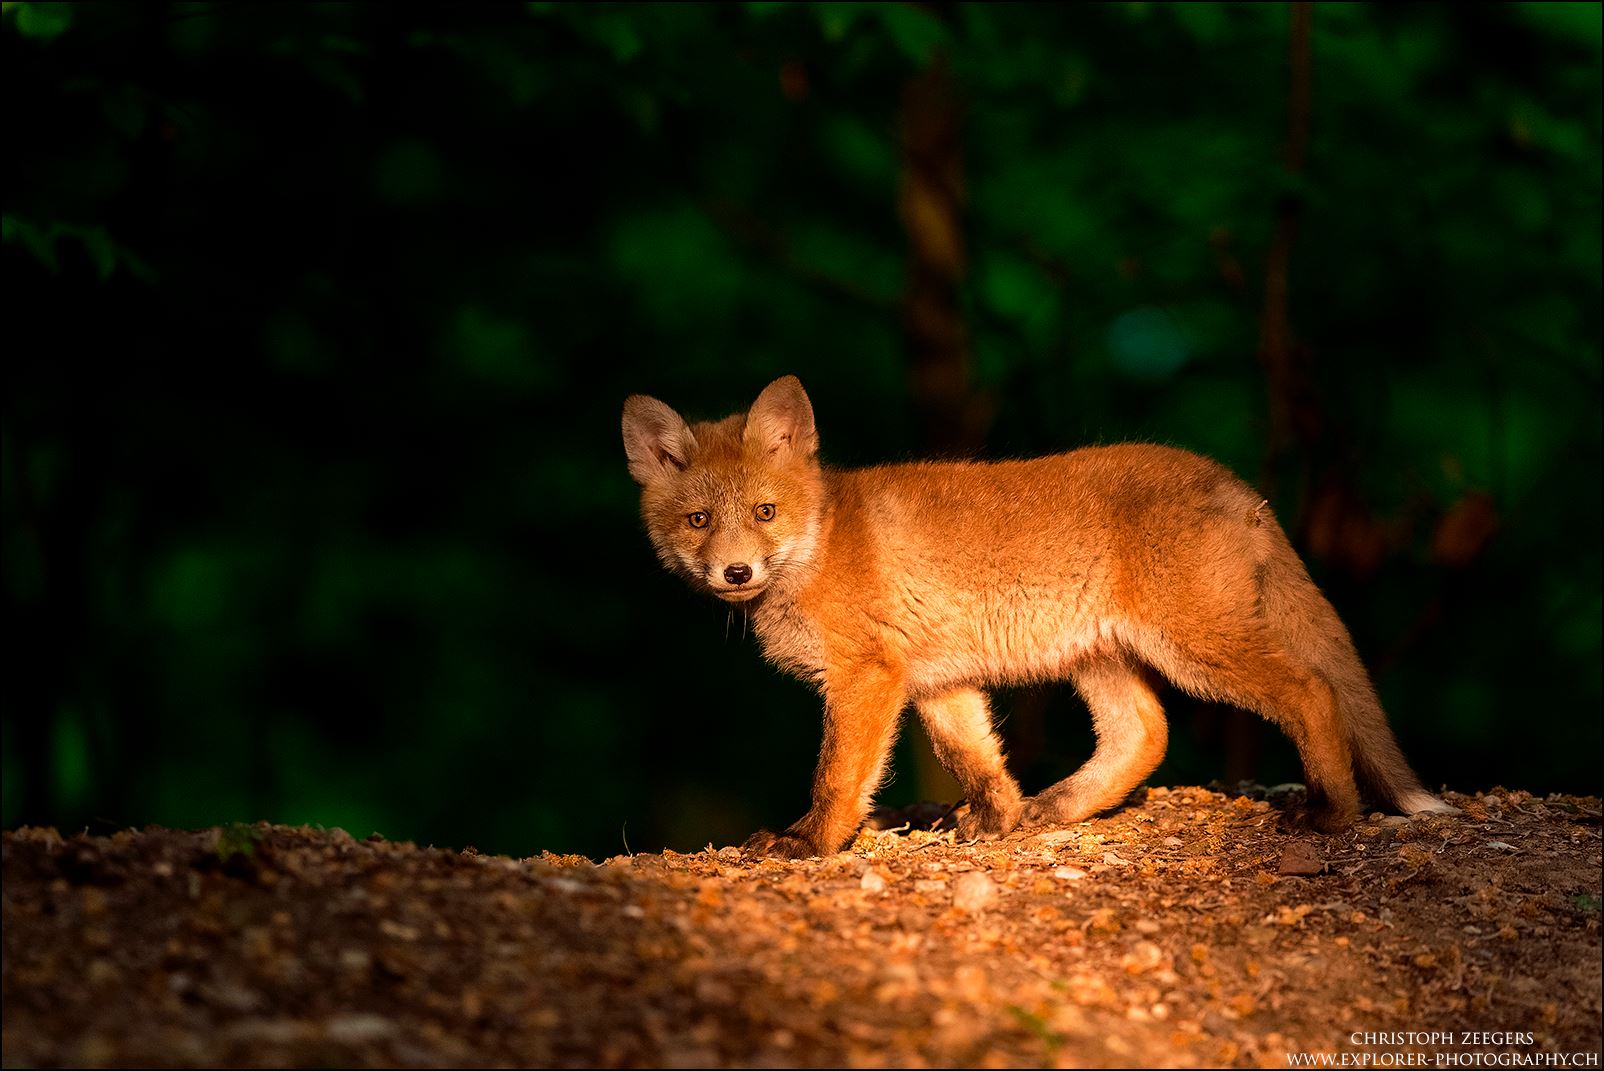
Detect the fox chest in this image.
<box><xmin>752</xmin><ymin>602</ymin><xmax>827</xmax><ymax>683</ymax></box>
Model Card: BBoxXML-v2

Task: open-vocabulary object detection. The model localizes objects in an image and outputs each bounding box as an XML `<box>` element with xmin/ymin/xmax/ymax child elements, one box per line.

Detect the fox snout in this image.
<box><xmin>709</xmin><ymin>556</ymin><xmax>767</xmax><ymax>601</ymax></box>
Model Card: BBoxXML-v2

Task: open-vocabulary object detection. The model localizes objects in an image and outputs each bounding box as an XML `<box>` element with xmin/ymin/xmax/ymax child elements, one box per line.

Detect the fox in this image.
<box><xmin>621</xmin><ymin>375</ymin><xmax>1455</xmax><ymax>859</ymax></box>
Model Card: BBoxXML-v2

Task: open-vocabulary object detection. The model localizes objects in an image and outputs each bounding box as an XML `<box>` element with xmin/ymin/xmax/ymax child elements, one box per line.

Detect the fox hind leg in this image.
<box><xmin>1232</xmin><ymin>663</ymin><xmax>1362</xmax><ymax>832</ymax></box>
<box><xmin>1154</xmin><ymin>628</ymin><xmax>1362</xmax><ymax>832</ymax></box>
<box><xmin>914</xmin><ymin>688</ymin><xmax>1023</xmax><ymax>839</ymax></box>
<box><xmin>1020</xmin><ymin>659</ymin><xmax>1169</xmax><ymax>828</ymax></box>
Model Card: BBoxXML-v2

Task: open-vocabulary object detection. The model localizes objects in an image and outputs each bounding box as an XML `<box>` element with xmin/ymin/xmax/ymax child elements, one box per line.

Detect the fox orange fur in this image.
<box><xmin>622</xmin><ymin>376</ymin><xmax>1453</xmax><ymax>859</ymax></box>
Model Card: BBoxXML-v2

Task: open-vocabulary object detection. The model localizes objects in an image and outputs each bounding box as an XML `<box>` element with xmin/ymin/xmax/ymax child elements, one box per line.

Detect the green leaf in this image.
<box><xmin>13</xmin><ymin>1</ymin><xmax>72</xmax><ymax>40</ymax></box>
<box><xmin>446</xmin><ymin>305</ymin><xmax>551</xmax><ymax>391</ymax></box>
<box><xmin>589</xmin><ymin>12</ymin><xmax>644</xmax><ymax>63</ymax></box>
<box><xmin>1172</xmin><ymin>2</ymin><xmax>1229</xmax><ymax>44</ymax></box>
<box><xmin>787</xmin><ymin>221</ymin><xmax>901</xmax><ymax>306</ymax></box>
<box><xmin>814</xmin><ymin>3</ymin><xmax>870</xmax><ymax>43</ymax></box>
<box><xmin>819</xmin><ymin>114</ymin><xmax>895</xmax><ymax>191</ymax></box>
<box><xmin>1508</xmin><ymin>97</ymin><xmax>1591</xmax><ymax>160</ymax></box>
<box><xmin>609</xmin><ymin>206</ymin><xmax>746</xmax><ymax>331</ymax></box>
<box><xmin>152</xmin><ymin>550</ymin><xmax>230</xmax><ymax>629</ymax></box>
<box><xmin>52</xmin><ymin>709</ymin><xmax>90</xmax><ymax>810</ymax></box>
<box><xmin>875</xmin><ymin>5</ymin><xmax>949</xmax><ymax>65</ymax></box>
<box><xmin>1514</xmin><ymin>2</ymin><xmax>1604</xmax><ymax>47</ymax></box>
<box><xmin>1</xmin><ymin>215</ymin><xmax>59</xmax><ymax>272</ymax></box>
<box><xmin>1106</xmin><ymin>307</ymin><xmax>1191</xmax><ymax>381</ymax></box>
<box><xmin>73</xmin><ymin>226</ymin><xmax>118</xmax><ymax>280</ymax></box>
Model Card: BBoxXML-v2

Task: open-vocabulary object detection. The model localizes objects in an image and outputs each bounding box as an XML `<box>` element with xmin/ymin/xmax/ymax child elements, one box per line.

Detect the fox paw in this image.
<box><xmin>952</xmin><ymin>797</ymin><xmax>1023</xmax><ymax>841</ymax></box>
<box><xmin>1019</xmin><ymin>785</ymin><xmax>1142</xmax><ymax>829</ymax></box>
<box><xmin>741</xmin><ymin>829</ymin><xmax>818</xmax><ymax>859</ymax></box>
<box><xmin>1018</xmin><ymin>795</ymin><xmax>1079</xmax><ymax>830</ymax></box>
<box><xmin>1281</xmin><ymin>801</ymin><xmax>1359</xmax><ymax>834</ymax></box>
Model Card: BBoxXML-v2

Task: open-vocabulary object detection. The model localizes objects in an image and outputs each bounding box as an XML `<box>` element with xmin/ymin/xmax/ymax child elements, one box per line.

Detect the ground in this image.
<box><xmin>3</xmin><ymin>786</ymin><xmax>1600</xmax><ymax>1068</ymax></box>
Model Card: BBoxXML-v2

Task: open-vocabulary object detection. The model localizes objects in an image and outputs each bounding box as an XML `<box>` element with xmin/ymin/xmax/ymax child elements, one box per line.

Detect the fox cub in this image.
<box><xmin>622</xmin><ymin>376</ymin><xmax>1453</xmax><ymax>859</ymax></box>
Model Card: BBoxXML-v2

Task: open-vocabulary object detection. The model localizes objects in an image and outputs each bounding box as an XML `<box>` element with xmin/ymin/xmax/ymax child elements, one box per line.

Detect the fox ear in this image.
<box><xmin>622</xmin><ymin>395</ymin><xmax>698</xmax><ymax>486</ymax></box>
<box><xmin>744</xmin><ymin>375</ymin><xmax>818</xmax><ymax>460</ymax></box>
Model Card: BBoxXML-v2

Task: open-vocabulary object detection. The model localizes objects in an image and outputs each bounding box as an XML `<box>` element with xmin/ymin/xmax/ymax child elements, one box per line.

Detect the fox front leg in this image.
<box><xmin>743</xmin><ymin>663</ymin><xmax>906</xmax><ymax>859</ymax></box>
<box><xmin>915</xmin><ymin>687</ymin><xmax>1023</xmax><ymax>839</ymax></box>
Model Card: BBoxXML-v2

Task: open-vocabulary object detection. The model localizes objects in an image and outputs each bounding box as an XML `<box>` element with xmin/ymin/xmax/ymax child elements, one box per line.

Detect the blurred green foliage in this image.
<box><xmin>3</xmin><ymin>3</ymin><xmax>1599</xmax><ymax>857</ymax></box>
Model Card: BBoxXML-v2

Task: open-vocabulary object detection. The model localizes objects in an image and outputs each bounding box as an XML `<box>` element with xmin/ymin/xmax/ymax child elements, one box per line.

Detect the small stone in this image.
<box><xmin>1278</xmin><ymin>841</ymin><xmax>1324</xmax><ymax>876</ymax></box>
<box><xmin>951</xmin><ymin>871</ymin><xmax>998</xmax><ymax>913</ymax></box>
<box><xmin>860</xmin><ymin>868</ymin><xmax>887</xmax><ymax>894</ymax></box>
<box><xmin>220</xmin><ymin>1018</ymin><xmax>312</xmax><ymax>1045</ymax></box>
<box><xmin>86</xmin><ymin>959</ymin><xmax>120</xmax><ymax>987</ymax></box>
<box><xmin>1054</xmin><ymin>866</ymin><xmax>1089</xmax><ymax>881</ymax></box>
<box><xmin>1031</xmin><ymin>830</ymin><xmax>1078</xmax><ymax>847</ymax></box>
<box><xmin>377</xmin><ymin>919</ymin><xmax>419</xmax><ymax>941</ymax></box>
<box><xmin>325</xmin><ymin>1013</ymin><xmax>399</xmax><ymax>1044</ymax></box>
<box><xmin>1121</xmin><ymin>940</ymin><xmax>1165</xmax><ymax>974</ymax></box>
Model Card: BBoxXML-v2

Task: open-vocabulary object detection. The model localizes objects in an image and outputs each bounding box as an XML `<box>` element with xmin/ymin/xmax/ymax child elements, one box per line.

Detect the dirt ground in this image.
<box><xmin>3</xmin><ymin>786</ymin><xmax>1600</xmax><ymax>1068</ymax></box>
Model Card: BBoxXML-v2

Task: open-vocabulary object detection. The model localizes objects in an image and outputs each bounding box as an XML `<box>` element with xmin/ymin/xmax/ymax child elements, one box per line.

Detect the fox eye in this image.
<box><xmin>754</xmin><ymin>503</ymin><xmax>776</xmax><ymax>522</ymax></box>
<box><xmin>687</xmin><ymin>511</ymin><xmax>709</xmax><ymax>529</ymax></box>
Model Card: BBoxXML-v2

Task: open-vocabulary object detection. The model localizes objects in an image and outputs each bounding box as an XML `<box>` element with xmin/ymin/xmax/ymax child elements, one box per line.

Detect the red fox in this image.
<box><xmin>622</xmin><ymin>376</ymin><xmax>1455</xmax><ymax>858</ymax></box>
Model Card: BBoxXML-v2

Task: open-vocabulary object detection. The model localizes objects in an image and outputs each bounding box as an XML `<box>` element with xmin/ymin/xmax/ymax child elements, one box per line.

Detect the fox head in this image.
<box><xmin>622</xmin><ymin>375</ymin><xmax>824</xmax><ymax>603</ymax></box>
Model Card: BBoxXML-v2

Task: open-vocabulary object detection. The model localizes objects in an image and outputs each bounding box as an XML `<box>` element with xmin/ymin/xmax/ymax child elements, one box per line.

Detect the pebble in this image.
<box><xmin>1122</xmin><ymin>940</ymin><xmax>1165</xmax><ymax>974</ymax></box>
<box><xmin>951</xmin><ymin>871</ymin><xmax>998</xmax><ymax>912</ymax></box>
<box><xmin>1278</xmin><ymin>841</ymin><xmax>1325</xmax><ymax>876</ymax></box>
<box><xmin>325</xmin><ymin>1013</ymin><xmax>399</xmax><ymax>1044</ymax></box>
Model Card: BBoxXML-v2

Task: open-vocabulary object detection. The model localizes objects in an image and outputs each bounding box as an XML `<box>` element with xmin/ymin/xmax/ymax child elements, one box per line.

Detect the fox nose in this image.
<box><xmin>724</xmin><ymin>563</ymin><xmax>753</xmax><ymax>586</ymax></box>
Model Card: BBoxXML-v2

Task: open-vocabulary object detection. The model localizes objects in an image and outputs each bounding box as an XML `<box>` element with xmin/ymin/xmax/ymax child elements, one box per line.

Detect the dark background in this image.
<box><xmin>5</xmin><ymin>2</ymin><xmax>1599</xmax><ymax>860</ymax></box>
